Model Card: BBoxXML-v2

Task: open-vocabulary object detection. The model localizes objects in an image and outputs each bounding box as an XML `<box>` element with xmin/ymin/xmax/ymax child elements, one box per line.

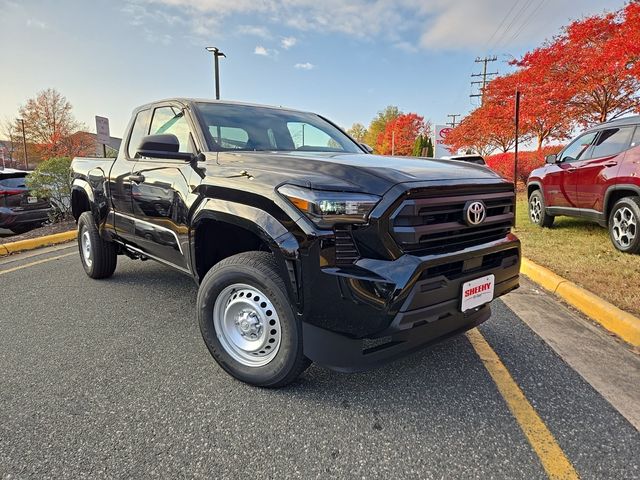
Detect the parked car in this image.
<box><xmin>70</xmin><ymin>98</ymin><xmax>520</xmax><ymax>387</ymax></box>
<box><xmin>0</xmin><ymin>168</ymin><xmax>52</xmax><ymax>234</ymax></box>
<box><xmin>527</xmin><ymin>116</ymin><xmax>640</xmax><ymax>253</ymax></box>
<box><xmin>441</xmin><ymin>154</ymin><xmax>486</xmax><ymax>165</ymax></box>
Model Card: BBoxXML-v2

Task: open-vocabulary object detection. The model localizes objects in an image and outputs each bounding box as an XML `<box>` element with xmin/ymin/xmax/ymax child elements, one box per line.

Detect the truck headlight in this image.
<box><xmin>278</xmin><ymin>185</ymin><xmax>380</xmax><ymax>228</ymax></box>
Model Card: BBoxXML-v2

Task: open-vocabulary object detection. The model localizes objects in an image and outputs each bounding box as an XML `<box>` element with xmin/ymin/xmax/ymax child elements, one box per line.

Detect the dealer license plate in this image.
<box><xmin>461</xmin><ymin>274</ymin><xmax>495</xmax><ymax>312</ymax></box>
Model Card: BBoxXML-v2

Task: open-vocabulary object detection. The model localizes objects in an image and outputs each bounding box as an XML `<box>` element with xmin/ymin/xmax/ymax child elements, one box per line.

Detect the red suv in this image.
<box><xmin>527</xmin><ymin>116</ymin><xmax>640</xmax><ymax>254</ymax></box>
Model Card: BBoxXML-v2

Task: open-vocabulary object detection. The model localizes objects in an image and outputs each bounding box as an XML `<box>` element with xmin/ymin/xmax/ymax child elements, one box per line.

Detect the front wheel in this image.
<box><xmin>528</xmin><ymin>190</ymin><xmax>554</xmax><ymax>227</ymax></box>
<box><xmin>197</xmin><ymin>251</ymin><xmax>310</xmax><ymax>387</ymax></box>
<box><xmin>609</xmin><ymin>197</ymin><xmax>640</xmax><ymax>254</ymax></box>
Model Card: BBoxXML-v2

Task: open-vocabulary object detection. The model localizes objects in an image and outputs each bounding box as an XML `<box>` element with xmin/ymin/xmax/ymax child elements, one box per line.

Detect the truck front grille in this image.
<box><xmin>390</xmin><ymin>189</ymin><xmax>515</xmax><ymax>255</ymax></box>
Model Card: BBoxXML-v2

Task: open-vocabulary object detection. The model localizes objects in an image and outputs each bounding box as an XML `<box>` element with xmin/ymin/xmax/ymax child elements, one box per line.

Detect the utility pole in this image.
<box><xmin>446</xmin><ymin>114</ymin><xmax>461</xmax><ymax>128</ymax></box>
<box><xmin>19</xmin><ymin>119</ymin><xmax>29</xmax><ymax>170</ymax></box>
<box><xmin>470</xmin><ymin>56</ymin><xmax>498</xmax><ymax>105</ymax></box>
<box><xmin>205</xmin><ymin>47</ymin><xmax>226</xmax><ymax>100</ymax></box>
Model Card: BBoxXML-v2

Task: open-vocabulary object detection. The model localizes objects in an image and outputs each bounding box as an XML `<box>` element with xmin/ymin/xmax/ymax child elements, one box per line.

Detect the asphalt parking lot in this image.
<box><xmin>1</xmin><ymin>244</ymin><xmax>639</xmax><ymax>479</ymax></box>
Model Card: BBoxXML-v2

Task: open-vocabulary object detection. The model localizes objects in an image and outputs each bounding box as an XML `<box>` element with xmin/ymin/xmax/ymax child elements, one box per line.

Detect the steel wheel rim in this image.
<box><xmin>81</xmin><ymin>229</ymin><xmax>93</xmax><ymax>267</ymax></box>
<box><xmin>612</xmin><ymin>206</ymin><xmax>637</xmax><ymax>248</ymax></box>
<box><xmin>529</xmin><ymin>196</ymin><xmax>541</xmax><ymax>223</ymax></box>
<box><xmin>213</xmin><ymin>283</ymin><xmax>281</xmax><ymax>367</ymax></box>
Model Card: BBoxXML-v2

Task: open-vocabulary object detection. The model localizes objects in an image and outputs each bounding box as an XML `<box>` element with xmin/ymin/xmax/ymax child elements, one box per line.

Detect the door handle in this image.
<box><xmin>604</xmin><ymin>161</ymin><xmax>618</xmax><ymax>167</ymax></box>
<box><xmin>128</xmin><ymin>174</ymin><xmax>145</xmax><ymax>183</ymax></box>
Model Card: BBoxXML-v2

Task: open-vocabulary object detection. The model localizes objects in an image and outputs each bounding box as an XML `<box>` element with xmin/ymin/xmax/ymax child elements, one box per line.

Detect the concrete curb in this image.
<box><xmin>521</xmin><ymin>257</ymin><xmax>640</xmax><ymax>347</ymax></box>
<box><xmin>0</xmin><ymin>230</ymin><xmax>77</xmax><ymax>256</ymax></box>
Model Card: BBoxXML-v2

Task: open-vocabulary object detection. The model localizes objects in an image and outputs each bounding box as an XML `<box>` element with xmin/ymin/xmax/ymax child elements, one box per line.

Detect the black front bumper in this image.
<box><xmin>300</xmin><ymin>234</ymin><xmax>520</xmax><ymax>372</ymax></box>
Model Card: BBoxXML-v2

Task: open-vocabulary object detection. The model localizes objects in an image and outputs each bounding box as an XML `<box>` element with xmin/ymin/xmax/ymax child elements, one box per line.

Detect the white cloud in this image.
<box><xmin>294</xmin><ymin>62</ymin><xmax>315</xmax><ymax>70</ymax></box>
<box><xmin>393</xmin><ymin>41</ymin><xmax>418</xmax><ymax>53</ymax></box>
<box><xmin>254</xmin><ymin>45</ymin><xmax>268</xmax><ymax>56</ymax></box>
<box><xmin>133</xmin><ymin>0</ymin><xmax>621</xmax><ymax>51</ymax></box>
<box><xmin>281</xmin><ymin>36</ymin><xmax>297</xmax><ymax>49</ymax></box>
<box><xmin>26</xmin><ymin>18</ymin><xmax>46</xmax><ymax>29</ymax></box>
<box><xmin>254</xmin><ymin>45</ymin><xmax>279</xmax><ymax>57</ymax></box>
<box><xmin>238</xmin><ymin>24</ymin><xmax>271</xmax><ymax>38</ymax></box>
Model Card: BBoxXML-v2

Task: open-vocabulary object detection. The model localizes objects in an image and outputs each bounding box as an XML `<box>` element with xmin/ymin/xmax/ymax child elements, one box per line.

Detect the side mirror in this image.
<box><xmin>136</xmin><ymin>134</ymin><xmax>193</xmax><ymax>162</ymax></box>
<box><xmin>545</xmin><ymin>154</ymin><xmax>557</xmax><ymax>164</ymax></box>
<box><xmin>360</xmin><ymin>143</ymin><xmax>374</xmax><ymax>154</ymax></box>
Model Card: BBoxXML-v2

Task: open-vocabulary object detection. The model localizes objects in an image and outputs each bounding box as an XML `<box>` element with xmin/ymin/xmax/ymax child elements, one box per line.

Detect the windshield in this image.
<box><xmin>195</xmin><ymin>103</ymin><xmax>362</xmax><ymax>154</ymax></box>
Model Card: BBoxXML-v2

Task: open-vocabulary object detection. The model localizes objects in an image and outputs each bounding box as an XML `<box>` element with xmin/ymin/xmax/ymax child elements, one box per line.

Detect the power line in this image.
<box><xmin>484</xmin><ymin>0</ymin><xmax>523</xmax><ymax>53</ymax></box>
<box><xmin>490</xmin><ymin>0</ymin><xmax>534</xmax><ymax>51</ymax></box>
<box><xmin>507</xmin><ymin>0</ymin><xmax>548</xmax><ymax>46</ymax></box>
<box><xmin>447</xmin><ymin>114</ymin><xmax>461</xmax><ymax>128</ymax></box>
<box><xmin>470</xmin><ymin>56</ymin><xmax>498</xmax><ymax>105</ymax></box>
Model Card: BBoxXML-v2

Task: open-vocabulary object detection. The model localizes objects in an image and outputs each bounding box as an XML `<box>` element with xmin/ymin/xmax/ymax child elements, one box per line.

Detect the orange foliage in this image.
<box><xmin>376</xmin><ymin>113</ymin><xmax>429</xmax><ymax>156</ymax></box>
<box><xmin>485</xmin><ymin>146</ymin><xmax>563</xmax><ymax>186</ymax></box>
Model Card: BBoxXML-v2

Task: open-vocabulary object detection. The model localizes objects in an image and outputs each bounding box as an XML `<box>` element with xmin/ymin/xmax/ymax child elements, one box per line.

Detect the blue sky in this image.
<box><xmin>0</xmin><ymin>0</ymin><xmax>625</xmax><ymax>139</ymax></box>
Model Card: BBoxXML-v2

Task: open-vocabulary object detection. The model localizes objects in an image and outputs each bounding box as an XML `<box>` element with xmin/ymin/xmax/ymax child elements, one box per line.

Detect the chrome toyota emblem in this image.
<box><xmin>464</xmin><ymin>201</ymin><xmax>486</xmax><ymax>226</ymax></box>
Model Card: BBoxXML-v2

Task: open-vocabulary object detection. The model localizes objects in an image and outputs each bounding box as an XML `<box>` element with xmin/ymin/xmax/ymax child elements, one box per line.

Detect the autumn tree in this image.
<box><xmin>445</xmin><ymin>111</ymin><xmax>495</xmax><ymax>157</ymax></box>
<box><xmin>1</xmin><ymin>118</ymin><xmax>43</xmax><ymax>168</ymax></box>
<box><xmin>13</xmin><ymin>88</ymin><xmax>91</xmax><ymax>159</ymax></box>
<box><xmin>377</xmin><ymin>113</ymin><xmax>429</xmax><ymax>156</ymax></box>
<box><xmin>482</xmin><ymin>71</ymin><xmax>569</xmax><ymax>151</ymax></box>
<box><xmin>516</xmin><ymin>4</ymin><xmax>640</xmax><ymax>125</ymax></box>
<box><xmin>347</xmin><ymin>123</ymin><xmax>367</xmax><ymax>143</ymax></box>
<box><xmin>364</xmin><ymin>105</ymin><xmax>401</xmax><ymax>152</ymax></box>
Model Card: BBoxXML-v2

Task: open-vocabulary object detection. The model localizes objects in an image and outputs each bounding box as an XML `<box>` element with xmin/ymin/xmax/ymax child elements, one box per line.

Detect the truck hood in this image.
<box><xmin>216</xmin><ymin>151</ymin><xmax>503</xmax><ymax>196</ymax></box>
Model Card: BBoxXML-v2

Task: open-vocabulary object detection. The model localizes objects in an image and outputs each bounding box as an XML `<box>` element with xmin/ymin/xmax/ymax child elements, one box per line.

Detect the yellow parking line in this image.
<box><xmin>0</xmin><ymin>252</ymin><xmax>76</xmax><ymax>275</ymax></box>
<box><xmin>467</xmin><ymin>328</ymin><xmax>579</xmax><ymax>480</ymax></box>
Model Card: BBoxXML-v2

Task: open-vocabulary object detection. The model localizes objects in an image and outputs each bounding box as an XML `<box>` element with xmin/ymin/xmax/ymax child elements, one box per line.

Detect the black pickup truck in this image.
<box><xmin>71</xmin><ymin>98</ymin><xmax>520</xmax><ymax>387</ymax></box>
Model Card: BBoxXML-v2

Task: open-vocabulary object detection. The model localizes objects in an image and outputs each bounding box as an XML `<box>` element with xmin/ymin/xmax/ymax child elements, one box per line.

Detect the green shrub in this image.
<box><xmin>25</xmin><ymin>157</ymin><xmax>72</xmax><ymax>221</ymax></box>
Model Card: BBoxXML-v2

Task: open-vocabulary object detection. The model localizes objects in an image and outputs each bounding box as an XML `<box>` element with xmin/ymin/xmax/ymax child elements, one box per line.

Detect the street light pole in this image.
<box><xmin>18</xmin><ymin>119</ymin><xmax>29</xmax><ymax>170</ymax></box>
<box><xmin>513</xmin><ymin>89</ymin><xmax>521</xmax><ymax>228</ymax></box>
<box><xmin>205</xmin><ymin>47</ymin><xmax>226</xmax><ymax>100</ymax></box>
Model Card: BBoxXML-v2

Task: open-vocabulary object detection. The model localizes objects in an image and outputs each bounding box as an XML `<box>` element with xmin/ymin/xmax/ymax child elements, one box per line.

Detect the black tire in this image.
<box><xmin>528</xmin><ymin>190</ymin><xmax>554</xmax><ymax>227</ymax></box>
<box><xmin>197</xmin><ymin>251</ymin><xmax>310</xmax><ymax>387</ymax></box>
<box><xmin>608</xmin><ymin>197</ymin><xmax>640</xmax><ymax>254</ymax></box>
<box><xmin>77</xmin><ymin>211</ymin><xmax>117</xmax><ymax>279</ymax></box>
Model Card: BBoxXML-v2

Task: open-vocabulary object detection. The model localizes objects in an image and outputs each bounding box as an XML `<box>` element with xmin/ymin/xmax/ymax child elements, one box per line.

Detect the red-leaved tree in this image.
<box><xmin>376</xmin><ymin>113</ymin><xmax>430</xmax><ymax>156</ymax></box>
<box><xmin>517</xmin><ymin>4</ymin><xmax>640</xmax><ymax>125</ymax></box>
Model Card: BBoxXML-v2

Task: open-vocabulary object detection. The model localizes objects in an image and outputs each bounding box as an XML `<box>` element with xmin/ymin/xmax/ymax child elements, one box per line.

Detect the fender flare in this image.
<box><xmin>71</xmin><ymin>178</ymin><xmax>99</xmax><ymax>222</ymax></box>
<box><xmin>603</xmin><ymin>184</ymin><xmax>640</xmax><ymax>217</ymax></box>
<box><xmin>526</xmin><ymin>180</ymin><xmax>543</xmax><ymax>197</ymax></box>
<box><xmin>190</xmin><ymin>198</ymin><xmax>302</xmax><ymax>304</ymax></box>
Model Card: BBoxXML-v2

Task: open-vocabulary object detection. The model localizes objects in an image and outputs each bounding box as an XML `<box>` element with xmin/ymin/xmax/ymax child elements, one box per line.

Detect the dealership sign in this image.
<box><xmin>433</xmin><ymin>124</ymin><xmax>454</xmax><ymax>158</ymax></box>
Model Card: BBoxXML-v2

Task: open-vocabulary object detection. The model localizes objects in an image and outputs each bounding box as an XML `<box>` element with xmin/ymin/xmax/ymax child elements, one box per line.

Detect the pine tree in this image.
<box><xmin>412</xmin><ymin>135</ymin><xmax>423</xmax><ymax>156</ymax></box>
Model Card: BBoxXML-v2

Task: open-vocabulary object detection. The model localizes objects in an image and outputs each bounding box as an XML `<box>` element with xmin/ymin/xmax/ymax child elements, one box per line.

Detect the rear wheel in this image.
<box><xmin>528</xmin><ymin>190</ymin><xmax>554</xmax><ymax>227</ymax></box>
<box><xmin>609</xmin><ymin>197</ymin><xmax>640</xmax><ymax>254</ymax></box>
<box><xmin>77</xmin><ymin>211</ymin><xmax>117</xmax><ymax>278</ymax></box>
<box><xmin>197</xmin><ymin>251</ymin><xmax>310</xmax><ymax>387</ymax></box>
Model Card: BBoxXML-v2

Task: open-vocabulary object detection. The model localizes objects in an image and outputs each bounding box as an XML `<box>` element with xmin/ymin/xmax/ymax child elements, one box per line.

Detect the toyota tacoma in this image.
<box><xmin>70</xmin><ymin>99</ymin><xmax>520</xmax><ymax>387</ymax></box>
